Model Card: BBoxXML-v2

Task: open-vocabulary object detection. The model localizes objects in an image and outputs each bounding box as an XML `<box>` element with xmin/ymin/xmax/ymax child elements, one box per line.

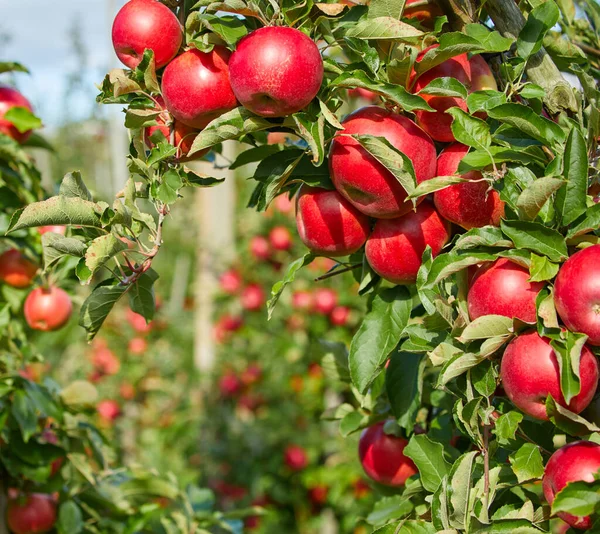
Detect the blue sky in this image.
<box><xmin>1</xmin><ymin>0</ymin><xmax>127</xmax><ymax>127</ymax></box>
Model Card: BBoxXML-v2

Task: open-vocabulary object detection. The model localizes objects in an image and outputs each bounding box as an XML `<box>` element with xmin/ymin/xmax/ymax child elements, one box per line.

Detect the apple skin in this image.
<box><xmin>0</xmin><ymin>86</ymin><xmax>34</xmax><ymax>143</ymax></box>
<box><xmin>359</xmin><ymin>422</ymin><xmax>418</xmax><ymax>487</ymax></box>
<box><xmin>37</xmin><ymin>226</ymin><xmax>66</xmax><ymax>236</ymax></box>
<box><xmin>314</xmin><ymin>288</ymin><xmax>338</xmax><ymax>315</ymax></box>
<box><xmin>469</xmin><ymin>54</ymin><xmax>498</xmax><ymax>91</ymax></box>
<box><xmin>296</xmin><ymin>186</ymin><xmax>372</xmax><ymax>256</ymax></box>
<box><xmin>219</xmin><ymin>269</ymin><xmax>242</xmax><ymax>295</ymax></box>
<box><xmin>284</xmin><ymin>444</ymin><xmax>308</xmax><ymax>471</ymax></box>
<box><xmin>403</xmin><ymin>0</ymin><xmax>444</xmax><ymax>27</ymax></box>
<box><xmin>365</xmin><ymin>202</ymin><xmax>450</xmax><ymax>284</ymax></box>
<box><xmin>433</xmin><ymin>143</ymin><xmax>505</xmax><ymax>229</ymax></box>
<box><xmin>24</xmin><ymin>286</ymin><xmax>72</xmax><ymax>331</ymax></box>
<box><xmin>554</xmin><ymin>245</ymin><xmax>600</xmax><ymax>346</ymax></box>
<box><xmin>92</xmin><ymin>347</ymin><xmax>121</xmax><ymax>376</ymax></box>
<box><xmin>500</xmin><ymin>331</ymin><xmax>599</xmax><ymax>420</ymax></box>
<box><xmin>241</xmin><ymin>284</ymin><xmax>265</xmax><ymax>311</ymax></box>
<box><xmin>249</xmin><ymin>236</ymin><xmax>271</xmax><ymax>261</ymax></box>
<box><xmin>219</xmin><ymin>372</ymin><xmax>242</xmax><ymax>398</ymax></box>
<box><xmin>127</xmin><ymin>308</ymin><xmax>152</xmax><ymax>333</ymax></box>
<box><xmin>329</xmin><ymin>106</ymin><xmax>437</xmax><ymax>219</ymax></box>
<box><xmin>468</xmin><ymin>258</ymin><xmax>544</xmax><ymax>323</ymax></box>
<box><xmin>330</xmin><ymin>305</ymin><xmax>351</xmax><ymax>326</ymax></box>
<box><xmin>229</xmin><ymin>27</ymin><xmax>323</xmax><ymax>117</ymax></box>
<box><xmin>161</xmin><ymin>47</ymin><xmax>237</xmax><ymax>129</ymax></box>
<box><xmin>6</xmin><ymin>493</ymin><xmax>57</xmax><ymax>534</ymax></box>
<box><xmin>111</xmin><ymin>0</ymin><xmax>182</xmax><ymax>69</ymax></box>
<box><xmin>269</xmin><ymin>226</ymin><xmax>292</xmax><ymax>251</ymax></box>
<box><xmin>543</xmin><ymin>441</ymin><xmax>600</xmax><ymax>530</ymax></box>
<box><xmin>348</xmin><ymin>88</ymin><xmax>379</xmax><ymax>102</ymax></box>
<box><xmin>292</xmin><ymin>290</ymin><xmax>313</xmax><ymax>311</ymax></box>
<box><xmin>97</xmin><ymin>400</ymin><xmax>121</xmax><ymax>422</ymax></box>
<box><xmin>0</xmin><ymin>249</ymin><xmax>37</xmax><ymax>288</ymax></box>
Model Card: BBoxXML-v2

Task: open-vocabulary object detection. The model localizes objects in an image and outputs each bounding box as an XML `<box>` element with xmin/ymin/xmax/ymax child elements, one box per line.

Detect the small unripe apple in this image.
<box><xmin>543</xmin><ymin>441</ymin><xmax>600</xmax><ymax>530</ymax></box>
<box><xmin>284</xmin><ymin>444</ymin><xmax>308</xmax><ymax>471</ymax></box>
<box><xmin>219</xmin><ymin>269</ymin><xmax>242</xmax><ymax>295</ymax></box>
<box><xmin>329</xmin><ymin>106</ymin><xmax>437</xmax><ymax>219</ymax></box>
<box><xmin>229</xmin><ymin>27</ymin><xmax>323</xmax><ymax>117</ymax></box>
<box><xmin>500</xmin><ymin>331</ymin><xmax>599</xmax><ymax>420</ymax></box>
<box><xmin>269</xmin><ymin>226</ymin><xmax>292</xmax><ymax>251</ymax></box>
<box><xmin>433</xmin><ymin>143</ymin><xmax>505</xmax><ymax>229</ymax></box>
<box><xmin>314</xmin><ymin>288</ymin><xmax>338</xmax><ymax>315</ymax></box>
<box><xmin>112</xmin><ymin>0</ymin><xmax>182</xmax><ymax>69</ymax></box>
<box><xmin>6</xmin><ymin>493</ymin><xmax>57</xmax><ymax>534</ymax></box>
<box><xmin>249</xmin><ymin>236</ymin><xmax>271</xmax><ymax>261</ymax></box>
<box><xmin>97</xmin><ymin>400</ymin><xmax>121</xmax><ymax>423</ymax></box>
<box><xmin>365</xmin><ymin>202</ymin><xmax>450</xmax><ymax>284</ymax></box>
<box><xmin>241</xmin><ymin>284</ymin><xmax>265</xmax><ymax>311</ymax></box>
<box><xmin>0</xmin><ymin>86</ymin><xmax>34</xmax><ymax>143</ymax></box>
<box><xmin>554</xmin><ymin>245</ymin><xmax>600</xmax><ymax>346</ymax></box>
<box><xmin>359</xmin><ymin>422</ymin><xmax>417</xmax><ymax>486</ymax></box>
<box><xmin>330</xmin><ymin>305</ymin><xmax>351</xmax><ymax>326</ymax></box>
<box><xmin>0</xmin><ymin>249</ymin><xmax>37</xmax><ymax>288</ymax></box>
<box><xmin>24</xmin><ymin>286</ymin><xmax>72</xmax><ymax>331</ymax></box>
<box><xmin>161</xmin><ymin>47</ymin><xmax>237</xmax><ymax>129</ymax></box>
<box><xmin>468</xmin><ymin>258</ymin><xmax>544</xmax><ymax>323</ymax></box>
<box><xmin>295</xmin><ymin>186</ymin><xmax>371</xmax><ymax>256</ymax></box>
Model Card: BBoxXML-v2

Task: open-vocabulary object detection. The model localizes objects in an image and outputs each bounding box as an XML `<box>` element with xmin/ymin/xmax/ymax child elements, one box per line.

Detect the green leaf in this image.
<box><xmin>520</xmin><ymin>84</ymin><xmax>546</xmax><ymax>99</ymax></box>
<box><xmin>79</xmin><ymin>281</ymin><xmax>127</xmax><ymax>340</ymax></box>
<box><xmin>449</xmin><ymin>452</ymin><xmax>478</xmax><ymax>529</ymax></box>
<box><xmin>349</xmin><ymin>286</ymin><xmax>412</xmax><ymax>393</ymax></box>
<box><xmin>459</xmin><ymin>315</ymin><xmax>514</xmax><ymax>341</ymax></box>
<box><xmin>517</xmin><ymin>0</ymin><xmax>560</xmax><ymax>59</ymax></box>
<box><xmin>546</xmin><ymin>396</ymin><xmax>600</xmax><ymax>435</ymax></box>
<box><xmin>437</xmin><ymin>352</ymin><xmax>485</xmax><ymax>386</ymax></box>
<box><xmin>156</xmin><ymin>168</ymin><xmax>184</xmax><ymax>204</ymax></box>
<box><xmin>346</xmin><ymin>16</ymin><xmax>423</xmax><ymax>40</ymax></box>
<box><xmin>404</xmin><ymin>435</ymin><xmax>451</xmax><ymax>492</ymax></box>
<box><xmin>386</xmin><ymin>352</ymin><xmax>426</xmax><ymax>430</ymax></box>
<box><xmin>471</xmin><ymin>360</ymin><xmax>498</xmax><ymax>397</ymax></box>
<box><xmin>188</xmin><ymin>107</ymin><xmax>272</xmax><ymax>155</ymax></box>
<box><xmin>11</xmin><ymin>390</ymin><xmax>38</xmax><ymax>442</ymax></box>
<box><xmin>447</xmin><ymin>108</ymin><xmax>491</xmax><ymax>150</ymax></box>
<box><xmin>82</xmin><ymin>234</ymin><xmax>128</xmax><ymax>283</ymax></box>
<box><xmin>555</xmin><ymin>127</ymin><xmax>588</xmax><ymax>226</ymax></box>
<box><xmin>124</xmin><ymin>108</ymin><xmax>161</xmax><ymax>129</ymax></box>
<box><xmin>57</xmin><ymin>501</ymin><xmax>84</xmax><ymax>534</ymax></box>
<box><xmin>454</xmin><ymin>227</ymin><xmax>512</xmax><ymax>250</ymax></box>
<box><xmin>418</xmin><ymin>77</ymin><xmax>468</xmax><ymax>99</ymax></box>
<box><xmin>128</xmin><ymin>269</ymin><xmax>159</xmax><ymax>322</ymax></box>
<box><xmin>230</xmin><ymin>145</ymin><xmax>284</xmax><ymax>169</ymax></box>
<box><xmin>509</xmin><ymin>443</ymin><xmax>544</xmax><ymax>483</ymax></box>
<box><xmin>494</xmin><ymin>411</ymin><xmax>523</xmax><ymax>445</ymax></box>
<box><xmin>318</xmin><ymin>99</ymin><xmax>344</xmax><ymax>130</ymax></box>
<box><xmin>373</xmin><ymin>521</ymin><xmax>435</xmax><ymax>534</ymax></box>
<box><xmin>516</xmin><ymin>176</ymin><xmax>565</xmax><ymax>221</ymax></box>
<box><xmin>550</xmin><ymin>331</ymin><xmax>587</xmax><ymax>404</ymax></box>
<box><xmin>566</xmin><ymin>203</ymin><xmax>600</xmax><ymax>239</ymax></box>
<box><xmin>4</xmin><ymin>107</ymin><xmax>42</xmax><ymax>133</ymax></box>
<box><xmin>366</xmin><ymin>495</ymin><xmax>413</xmax><ymax>527</ymax></box>
<box><xmin>339</xmin><ymin>411</ymin><xmax>366</xmax><ymax>437</ymax></box>
<box><xmin>197</xmin><ymin>13</ymin><xmax>248</xmax><ymax>45</ymax></box>
<box><xmin>0</xmin><ymin>62</ymin><xmax>29</xmax><ymax>74</ymax></box>
<box><xmin>267</xmin><ymin>254</ymin><xmax>314</xmax><ymax>318</ymax></box>
<box><xmin>41</xmin><ymin>233</ymin><xmax>87</xmax><ymax>269</ymax></box>
<box><xmin>293</xmin><ymin>113</ymin><xmax>325</xmax><ymax>165</ymax></box>
<box><xmin>529</xmin><ymin>253</ymin><xmax>559</xmax><ymax>282</ymax></box>
<box><xmin>552</xmin><ymin>480</ymin><xmax>600</xmax><ymax>517</ymax></box>
<box><xmin>408</xmin><ymin>175</ymin><xmax>468</xmax><ymax>199</ymax></box>
<box><xmin>351</xmin><ymin>134</ymin><xmax>417</xmax><ymax>197</ymax></box>
<box><xmin>466</xmin><ymin>90</ymin><xmax>507</xmax><ymax>113</ymax></box>
<box><xmin>424</xmin><ymin>251</ymin><xmax>496</xmax><ymax>289</ymax></box>
<box><xmin>500</xmin><ymin>219</ymin><xmax>567</xmax><ymax>262</ymax></box>
<box><xmin>60</xmin><ymin>380</ymin><xmax>98</xmax><ymax>408</ymax></box>
<box><xmin>368</xmin><ymin>0</ymin><xmax>406</xmax><ymax>19</ymax></box>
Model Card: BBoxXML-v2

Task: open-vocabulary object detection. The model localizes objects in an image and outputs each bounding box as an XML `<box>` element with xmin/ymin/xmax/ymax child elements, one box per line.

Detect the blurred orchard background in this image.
<box><xmin>0</xmin><ymin>2</ymin><xmax>375</xmax><ymax>532</ymax></box>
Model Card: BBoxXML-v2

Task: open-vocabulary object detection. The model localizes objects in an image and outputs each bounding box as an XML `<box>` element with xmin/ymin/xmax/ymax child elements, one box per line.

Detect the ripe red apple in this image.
<box><xmin>219</xmin><ymin>269</ymin><xmax>242</xmax><ymax>295</ymax></box>
<box><xmin>249</xmin><ymin>236</ymin><xmax>271</xmax><ymax>261</ymax></box>
<box><xmin>128</xmin><ymin>337</ymin><xmax>148</xmax><ymax>355</ymax></box>
<box><xmin>554</xmin><ymin>245</ymin><xmax>600</xmax><ymax>346</ymax></box>
<box><xmin>127</xmin><ymin>308</ymin><xmax>152</xmax><ymax>333</ymax></box>
<box><xmin>0</xmin><ymin>86</ymin><xmax>34</xmax><ymax>143</ymax></box>
<box><xmin>500</xmin><ymin>331</ymin><xmax>599</xmax><ymax>420</ymax></box>
<box><xmin>97</xmin><ymin>399</ymin><xmax>121</xmax><ymax>423</ymax></box>
<box><xmin>292</xmin><ymin>290</ymin><xmax>313</xmax><ymax>311</ymax></box>
<box><xmin>0</xmin><ymin>249</ymin><xmax>37</xmax><ymax>288</ymax></box>
<box><xmin>229</xmin><ymin>27</ymin><xmax>323</xmax><ymax>117</ymax></box>
<box><xmin>284</xmin><ymin>444</ymin><xmax>308</xmax><ymax>471</ymax></box>
<box><xmin>37</xmin><ymin>226</ymin><xmax>66</xmax><ymax>236</ymax></box>
<box><xmin>365</xmin><ymin>202</ymin><xmax>450</xmax><ymax>284</ymax></box>
<box><xmin>330</xmin><ymin>305</ymin><xmax>351</xmax><ymax>326</ymax></box>
<box><xmin>543</xmin><ymin>441</ymin><xmax>600</xmax><ymax>530</ymax></box>
<box><xmin>24</xmin><ymin>286</ymin><xmax>72</xmax><ymax>331</ymax></box>
<box><xmin>468</xmin><ymin>258</ymin><xmax>544</xmax><ymax>323</ymax></box>
<box><xmin>403</xmin><ymin>0</ymin><xmax>444</xmax><ymax>27</ymax></box>
<box><xmin>314</xmin><ymin>288</ymin><xmax>338</xmax><ymax>315</ymax></box>
<box><xmin>219</xmin><ymin>314</ymin><xmax>244</xmax><ymax>332</ymax></box>
<box><xmin>241</xmin><ymin>284</ymin><xmax>265</xmax><ymax>311</ymax></box>
<box><xmin>308</xmin><ymin>484</ymin><xmax>329</xmax><ymax>506</ymax></box>
<box><xmin>91</xmin><ymin>347</ymin><xmax>121</xmax><ymax>376</ymax></box>
<box><xmin>433</xmin><ymin>143</ymin><xmax>505</xmax><ymax>229</ymax></box>
<box><xmin>353</xmin><ymin>478</ymin><xmax>371</xmax><ymax>499</ymax></box>
<box><xmin>241</xmin><ymin>363</ymin><xmax>262</xmax><ymax>386</ymax></box>
<box><xmin>220</xmin><ymin>372</ymin><xmax>241</xmax><ymax>398</ymax></box>
<box><xmin>348</xmin><ymin>88</ymin><xmax>379</xmax><ymax>102</ymax></box>
<box><xmin>359</xmin><ymin>422</ymin><xmax>418</xmax><ymax>486</ymax></box>
<box><xmin>161</xmin><ymin>47</ymin><xmax>237</xmax><ymax>129</ymax></box>
<box><xmin>329</xmin><ymin>106</ymin><xmax>437</xmax><ymax>218</ymax></box>
<box><xmin>269</xmin><ymin>226</ymin><xmax>292</xmax><ymax>251</ymax></box>
<box><xmin>295</xmin><ymin>186</ymin><xmax>371</xmax><ymax>256</ymax></box>
<box><xmin>112</xmin><ymin>0</ymin><xmax>182</xmax><ymax>69</ymax></box>
<box><xmin>6</xmin><ymin>493</ymin><xmax>57</xmax><ymax>534</ymax></box>
<box><xmin>274</xmin><ymin>194</ymin><xmax>294</xmax><ymax>214</ymax></box>
<box><xmin>411</xmin><ymin>48</ymin><xmax>498</xmax><ymax>142</ymax></box>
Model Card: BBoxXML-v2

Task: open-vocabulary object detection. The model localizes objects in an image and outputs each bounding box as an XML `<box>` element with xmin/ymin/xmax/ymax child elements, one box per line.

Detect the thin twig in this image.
<box><xmin>483</xmin><ymin>424</ymin><xmax>490</xmax><ymax>520</ymax></box>
<box><xmin>576</xmin><ymin>42</ymin><xmax>600</xmax><ymax>59</ymax></box>
<box><xmin>314</xmin><ymin>264</ymin><xmax>361</xmax><ymax>282</ymax></box>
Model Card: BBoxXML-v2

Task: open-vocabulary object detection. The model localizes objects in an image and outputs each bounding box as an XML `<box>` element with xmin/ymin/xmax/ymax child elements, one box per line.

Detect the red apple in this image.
<box><xmin>220</xmin><ymin>372</ymin><xmax>241</xmax><ymax>398</ymax></box>
<box><xmin>6</xmin><ymin>493</ymin><xmax>57</xmax><ymax>534</ymax></box>
<box><xmin>219</xmin><ymin>269</ymin><xmax>242</xmax><ymax>295</ymax></box>
<box><xmin>353</xmin><ymin>478</ymin><xmax>372</xmax><ymax>499</ymax></box>
<box><xmin>468</xmin><ymin>54</ymin><xmax>498</xmax><ymax>92</ymax></box>
<box><xmin>365</xmin><ymin>202</ymin><xmax>450</xmax><ymax>284</ymax></box>
<box><xmin>295</xmin><ymin>186</ymin><xmax>371</xmax><ymax>256</ymax></box>
<box><xmin>468</xmin><ymin>258</ymin><xmax>544</xmax><ymax>322</ymax></box>
<box><xmin>229</xmin><ymin>27</ymin><xmax>323</xmax><ymax>117</ymax></box>
<box><xmin>0</xmin><ymin>249</ymin><xmax>37</xmax><ymax>288</ymax></box>
<box><xmin>91</xmin><ymin>347</ymin><xmax>121</xmax><ymax>375</ymax></box>
<box><xmin>330</xmin><ymin>305</ymin><xmax>351</xmax><ymax>326</ymax></box>
<box><xmin>403</xmin><ymin>0</ymin><xmax>444</xmax><ymax>27</ymax></box>
<box><xmin>329</xmin><ymin>106</ymin><xmax>437</xmax><ymax>218</ymax></box>
<box><xmin>314</xmin><ymin>288</ymin><xmax>338</xmax><ymax>315</ymax></box>
<box><xmin>359</xmin><ymin>422</ymin><xmax>418</xmax><ymax>486</ymax></box>
<box><xmin>433</xmin><ymin>143</ymin><xmax>505</xmax><ymax>229</ymax></box>
<box><xmin>249</xmin><ymin>236</ymin><xmax>271</xmax><ymax>261</ymax></box>
<box><xmin>241</xmin><ymin>284</ymin><xmax>265</xmax><ymax>311</ymax></box>
<box><xmin>543</xmin><ymin>441</ymin><xmax>600</xmax><ymax>530</ymax></box>
<box><xmin>128</xmin><ymin>337</ymin><xmax>148</xmax><ymax>355</ymax></box>
<box><xmin>500</xmin><ymin>331</ymin><xmax>599</xmax><ymax>420</ymax></box>
<box><xmin>308</xmin><ymin>484</ymin><xmax>329</xmax><ymax>506</ymax></box>
<box><xmin>269</xmin><ymin>226</ymin><xmax>292</xmax><ymax>251</ymax></box>
<box><xmin>241</xmin><ymin>363</ymin><xmax>262</xmax><ymax>386</ymax></box>
<box><xmin>0</xmin><ymin>86</ymin><xmax>34</xmax><ymax>143</ymax></box>
<box><xmin>97</xmin><ymin>399</ymin><xmax>121</xmax><ymax>422</ymax></box>
<box><xmin>219</xmin><ymin>314</ymin><xmax>244</xmax><ymax>332</ymax></box>
<box><xmin>274</xmin><ymin>194</ymin><xmax>294</xmax><ymax>214</ymax></box>
<box><xmin>37</xmin><ymin>226</ymin><xmax>66</xmax><ymax>236</ymax></box>
<box><xmin>554</xmin><ymin>245</ymin><xmax>600</xmax><ymax>346</ymax></box>
<box><xmin>292</xmin><ymin>290</ymin><xmax>313</xmax><ymax>311</ymax></box>
<box><xmin>127</xmin><ymin>308</ymin><xmax>152</xmax><ymax>333</ymax></box>
<box><xmin>161</xmin><ymin>47</ymin><xmax>237</xmax><ymax>129</ymax></box>
<box><xmin>284</xmin><ymin>444</ymin><xmax>308</xmax><ymax>471</ymax></box>
<box><xmin>348</xmin><ymin>88</ymin><xmax>379</xmax><ymax>102</ymax></box>
<box><xmin>24</xmin><ymin>286</ymin><xmax>72</xmax><ymax>331</ymax></box>
<box><xmin>112</xmin><ymin>0</ymin><xmax>182</xmax><ymax>69</ymax></box>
